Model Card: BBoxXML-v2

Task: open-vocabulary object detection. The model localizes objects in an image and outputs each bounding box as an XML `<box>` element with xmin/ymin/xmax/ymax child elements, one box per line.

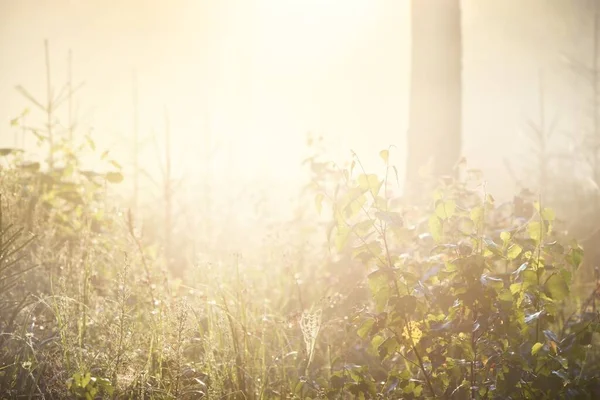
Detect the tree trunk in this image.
<box><xmin>406</xmin><ymin>0</ymin><xmax>462</xmax><ymax>189</ymax></box>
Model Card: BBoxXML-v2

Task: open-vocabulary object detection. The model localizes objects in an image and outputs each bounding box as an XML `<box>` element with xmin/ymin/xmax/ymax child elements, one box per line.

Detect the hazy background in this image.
<box><xmin>0</xmin><ymin>0</ymin><xmax>590</xmax><ymax>225</ymax></box>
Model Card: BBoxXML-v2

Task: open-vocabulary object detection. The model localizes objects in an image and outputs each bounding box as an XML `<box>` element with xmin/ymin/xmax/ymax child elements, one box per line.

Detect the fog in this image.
<box><xmin>4</xmin><ymin>4</ymin><xmax>600</xmax><ymax>397</ymax></box>
<box><xmin>0</xmin><ymin>0</ymin><xmax>593</xmax><ymax>248</ymax></box>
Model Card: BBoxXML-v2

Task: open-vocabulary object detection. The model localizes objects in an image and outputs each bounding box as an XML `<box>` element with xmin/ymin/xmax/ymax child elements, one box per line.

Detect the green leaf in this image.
<box><xmin>392</xmin><ymin>295</ymin><xmax>417</xmax><ymax>315</ymax></box>
<box><xmin>470</xmin><ymin>206</ymin><xmax>483</xmax><ymax>225</ymax></box>
<box><xmin>357</xmin><ymin>319</ymin><xmax>375</xmax><ymax>339</ymax></box>
<box><xmin>392</xmin><ymin>165</ymin><xmax>400</xmax><ymax>186</ymax></box>
<box><xmin>566</xmin><ymin>246</ymin><xmax>584</xmax><ymax>270</ymax></box>
<box><xmin>510</xmin><ymin>283</ymin><xmax>522</xmax><ymax>295</ymax></box>
<box><xmin>0</xmin><ymin>148</ymin><xmax>20</xmax><ymax>156</ymax></box>
<box><xmin>357</xmin><ymin>174</ymin><xmax>382</xmax><ymax>198</ymax></box>
<box><xmin>413</xmin><ymin>385</ymin><xmax>423</xmax><ymax>397</ymax></box>
<box><xmin>507</xmin><ymin>244</ymin><xmax>522</xmax><ymax>260</ymax></box>
<box><xmin>541</xmin><ymin>207</ymin><xmax>555</xmax><ymax>222</ymax></box>
<box><xmin>500</xmin><ymin>231</ymin><xmax>511</xmax><ymax>245</ymax></box>
<box><xmin>377</xmin><ymin>336</ymin><xmax>400</xmax><ymax>360</ymax></box>
<box><xmin>109</xmin><ymin>160</ymin><xmax>122</xmax><ymax>170</ymax></box>
<box><xmin>484</xmin><ymin>237</ymin><xmax>503</xmax><ymax>256</ymax></box>
<box><xmin>19</xmin><ymin>162</ymin><xmax>40</xmax><ymax>172</ymax></box>
<box><xmin>373</xmin><ymin>196</ymin><xmax>388</xmax><ymax>211</ymax></box>
<box><xmin>105</xmin><ymin>172</ymin><xmax>124</xmax><ymax>183</ymax></box>
<box><xmin>552</xmin><ymin>369</ymin><xmax>570</xmax><ymax>383</ymax></box>
<box><xmin>379</xmin><ymin>149</ymin><xmax>389</xmax><ymax>164</ymax></box>
<box><xmin>403</xmin><ymin>381</ymin><xmax>415</xmax><ymax>395</ymax></box>
<box><xmin>315</xmin><ymin>193</ymin><xmax>324</xmax><ymax>215</ymax></box>
<box><xmin>370</xmin><ymin>335</ymin><xmax>385</xmax><ymax>356</ymax></box>
<box><xmin>32</xmin><ymin>131</ymin><xmax>46</xmax><ymax>142</ymax></box>
<box><xmin>352</xmin><ymin>241</ymin><xmax>381</xmax><ymax>264</ymax></box>
<box><xmin>81</xmin><ymin>372</ymin><xmax>91</xmax><ymax>388</ymax></box>
<box><xmin>294</xmin><ymin>380</ymin><xmax>305</xmax><ymax>396</ymax></box>
<box><xmin>545</xmin><ymin>241</ymin><xmax>565</xmax><ymax>254</ymax></box>
<box><xmin>375</xmin><ymin>211</ymin><xmax>403</xmax><ymax>226</ymax></box>
<box><xmin>335</xmin><ymin>225</ymin><xmax>351</xmax><ymax>251</ymax></box>
<box><xmin>531</xmin><ymin>342</ymin><xmax>543</xmax><ymax>356</ymax></box>
<box><xmin>545</xmin><ymin>273</ymin><xmax>569</xmax><ymax>301</ymax></box>
<box><xmin>525</xmin><ymin>310</ymin><xmax>543</xmax><ymax>324</ymax></box>
<box><xmin>480</xmin><ymin>274</ymin><xmax>504</xmax><ymax>291</ymax></box>
<box><xmin>86</xmin><ymin>135</ymin><xmax>96</xmax><ymax>151</ymax></box>
<box><xmin>345</xmin><ymin>194</ymin><xmax>367</xmax><ymax>219</ymax></box>
<box><xmin>543</xmin><ymin>329</ymin><xmax>559</xmax><ymax>343</ymax></box>
<box><xmin>354</xmin><ymin>220</ymin><xmax>375</xmax><ymax>237</ymax></box>
<box><xmin>512</xmin><ymin>262</ymin><xmax>528</xmax><ymax>276</ymax></box>
<box><xmin>57</xmin><ymin>191</ymin><xmax>84</xmax><ymax>205</ymax></box>
<box><xmin>435</xmin><ymin>199</ymin><xmax>456</xmax><ymax>220</ymax></box>
<box><xmin>429</xmin><ymin>215</ymin><xmax>443</xmax><ymax>243</ymax></box>
<box><xmin>368</xmin><ymin>269</ymin><xmax>391</xmax><ymax>312</ymax></box>
<box><xmin>523</xmin><ymin>270</ymin><xmax>537</xmax><ymax>286</ymax></box>
<box><xmin>498</xmin><ymin>289</ymin><xmax>513</xmax><ymax>302</ymax></box>
<box><xmin>402</xmin><ymin>321</ymin><xmax>422</xmax><ymax>345</ymax></box>
<box><xmin>528</xmin><ymin>221</ymin><xmax>543</xmax><ymax>243</ymax></box>
<box><xmin>457</xmin><ymin>217</ymin><xmax>475</xmax><ymax>234</ymax></box>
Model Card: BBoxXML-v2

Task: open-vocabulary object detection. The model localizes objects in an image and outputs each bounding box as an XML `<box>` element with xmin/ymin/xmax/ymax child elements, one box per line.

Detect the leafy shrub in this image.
<box><xmin>306</xmin><ymin>152</ymin><xmax>600</xmax><ymax>399</ymax></box>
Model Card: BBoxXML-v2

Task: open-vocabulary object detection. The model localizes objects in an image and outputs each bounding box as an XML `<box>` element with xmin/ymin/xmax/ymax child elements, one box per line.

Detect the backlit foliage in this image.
<box><xmin>0</xmin><ymin>106</ymin><xmax>599</xmax><ymax>399</ymax></box>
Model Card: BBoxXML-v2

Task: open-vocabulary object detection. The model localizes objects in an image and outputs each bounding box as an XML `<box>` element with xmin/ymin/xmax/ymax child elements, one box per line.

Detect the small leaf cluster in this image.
<box><xmin>66</xmin><ymin>371</ymin><xmax>114</xmax><ymax>400</ymax></box>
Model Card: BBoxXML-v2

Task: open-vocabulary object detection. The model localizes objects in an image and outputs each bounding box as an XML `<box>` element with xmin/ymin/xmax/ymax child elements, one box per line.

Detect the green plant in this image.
<box><xmin>66</xmin><ymin>370</ymin><xmax>114</xmax><ymax>399</ymax></box>
<box><xmin>0</xmin><ymin>194</ymin><xmax>37</xmax><ymax>328</ymax></box>
<box><xmin>314</xmin><ymin>151</ymin><xmax>599</xmax><ymax>399</ymax></box>
<box><xmin>3</xmin><ymin>39</ymin><xmax>600</xmax><ymax>400</ymax></box>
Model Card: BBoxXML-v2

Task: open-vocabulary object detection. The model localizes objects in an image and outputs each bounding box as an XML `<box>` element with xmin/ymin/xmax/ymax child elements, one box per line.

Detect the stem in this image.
<box><xmin>535</xmin><ymin>195</ymin><xmax>543</xmax><ymax>344</ymax></box>
<box><xmin>127</xmin><ymin>210</ymin><xmax>156</xmax><ymax>307</ymax></box>
<box><xmin>132</xmin><ymin>70</ymin><xmax>139</xmax><ymax>213</ymax></box>
<box><xmin>68</xmin><ymin>49</ymin><xmax>73</xmax><ymax>143</ymax></box>
<box><xmin>164</xmin><ymin>108</ymin><xmax>172</xmax><ymax>271</ymax></box>
<box><xmin>113</xmin><ymin>265</ymin><xmax>127</xmax><ymax>387</ymax></box>
<box><xmin>471</xmin><ymin>310</ymin><xmax>478</xmax><ymax>400</ymax></box>
<box><xmin>390</xmin><ymin>257</ymin><xmax>436</xmax><ymax>398</ymax></box>
<box><xmin>44</xmin><ymin>40</ymin><xmax>54</xmax><ymax>171</ymax></box>
<box><xmin>220</xmin><ymin>293</ymin><xmax>247</xmax><ymax>398</ymax></box>
<box><xmin>80</xmin><ymin>246</ymin><xmax>90</xmax><ymax>351</ymax></box>
<box><xmin>594</xmin><ymin>2</ymin><xmax>599</xmax><ymax>214</ymax></box>
<box><xmin>204</xmin><ymin>115</ymin><xmax>213</xmax><ymax>251</ymax></box>
<box><xmin>412</xmin><ymin>341</ymin><xmax>437</xmax><ymax>398</ymax></box>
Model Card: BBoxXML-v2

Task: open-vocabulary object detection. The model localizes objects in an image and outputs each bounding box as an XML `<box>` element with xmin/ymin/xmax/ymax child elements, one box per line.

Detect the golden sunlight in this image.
<box><xmin>1</xmin><ymin>1</ymin><xmax>597</xmax><ymax>398</ymax></box>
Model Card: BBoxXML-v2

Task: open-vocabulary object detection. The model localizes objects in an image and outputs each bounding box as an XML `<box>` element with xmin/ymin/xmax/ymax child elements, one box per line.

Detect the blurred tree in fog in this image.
<box><xmin>406</xmin><ymin>0</ymin><xmax>462</xmax><ymax>187</ymax></box>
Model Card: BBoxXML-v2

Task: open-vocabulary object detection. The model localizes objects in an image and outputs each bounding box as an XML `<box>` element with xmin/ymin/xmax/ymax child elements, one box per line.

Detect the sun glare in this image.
<box><xmin>2</xmin><ymin>1</ymin><xmax>596</xmax><ymax>398</ymax></box>
<box><xmin>130</xmin><ymin>0</ymin><xmax>384</xmax><ymax>221</ymax></box>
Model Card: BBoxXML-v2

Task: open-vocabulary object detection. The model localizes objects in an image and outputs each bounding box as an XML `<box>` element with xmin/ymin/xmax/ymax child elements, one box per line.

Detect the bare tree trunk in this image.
<box><xmin>592</xmin><ymin>0</ymin><xmax>599</xmax><ymax>216</ymax></box>
<box><xmin>406</xmin><ymin>0</ymin><xmax>462</xmax><ymax>189</ymax></box>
